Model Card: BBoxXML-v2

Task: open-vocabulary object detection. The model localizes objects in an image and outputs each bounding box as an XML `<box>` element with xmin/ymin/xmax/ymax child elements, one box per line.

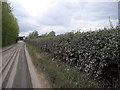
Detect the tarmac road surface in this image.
<box><xmin>1</xmin><ymin>41</ymin><xmax>33</xmax><ymax>88</ymax></box>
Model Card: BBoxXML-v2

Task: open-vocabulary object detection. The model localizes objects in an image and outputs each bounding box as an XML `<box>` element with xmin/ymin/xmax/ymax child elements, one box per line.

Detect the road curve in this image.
<box><xmin>1</xmin><ymin>41</ymin><xmax>33</xmax><ymax>88</ymax></box>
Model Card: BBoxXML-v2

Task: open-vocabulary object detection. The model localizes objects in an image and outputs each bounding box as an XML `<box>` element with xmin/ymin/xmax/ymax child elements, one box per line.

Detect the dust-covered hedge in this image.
<box><xmin>25</xmin><ymin>28</ymin><xmax>120</xmax><ymax>88</ymax></box>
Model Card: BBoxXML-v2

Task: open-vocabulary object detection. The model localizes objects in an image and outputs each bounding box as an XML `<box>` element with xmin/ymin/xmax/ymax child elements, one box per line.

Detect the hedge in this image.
<box><xmin>26</xmin><ymin>28</ymin><xmax>120</xmax><ymax>88</ymax></box>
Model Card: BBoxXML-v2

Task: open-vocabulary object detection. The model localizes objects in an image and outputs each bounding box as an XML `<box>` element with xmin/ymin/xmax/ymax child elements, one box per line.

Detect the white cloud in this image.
<box><xmin>8</xmin><ymin>0</ymin><xmax>118</xmax><ymax>36</ymax></box>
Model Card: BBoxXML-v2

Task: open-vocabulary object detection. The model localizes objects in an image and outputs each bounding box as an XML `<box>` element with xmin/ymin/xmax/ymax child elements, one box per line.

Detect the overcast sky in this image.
<box><xmin>8</xmin><ymin>0</ymin><xmax>119</xmax><ymax>36</ymax></box>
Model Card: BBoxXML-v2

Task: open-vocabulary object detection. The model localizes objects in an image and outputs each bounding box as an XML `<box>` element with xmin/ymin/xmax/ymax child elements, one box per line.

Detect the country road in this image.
<box><xmin>1</xmin><ymin>41</ymin><xmax>33</xmax><ymax>88</ymax></box>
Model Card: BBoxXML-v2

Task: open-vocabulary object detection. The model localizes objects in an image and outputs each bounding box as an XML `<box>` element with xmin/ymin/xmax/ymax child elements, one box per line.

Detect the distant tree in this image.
<box><xmin>28</xmin><ymin>31</ymin><xmax>56</xmax><ymax>39</ymax></box>
<box><xmin>28</xmin><ymin>30</ymin><xmax>38</xmax><ymax>38</ymax></box>
<box><xmin>47</xmin><ymin>31</ymin><xmax>55</xmax><ymax>37</ymax></box>
<box><xmin>40</xmin><ymin>33</ymin><xmax>47</xmax><ymax>37</ymax></box>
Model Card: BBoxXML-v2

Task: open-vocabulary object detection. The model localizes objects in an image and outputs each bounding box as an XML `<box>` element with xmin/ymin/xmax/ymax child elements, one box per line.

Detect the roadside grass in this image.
<box><xmin>26</xmin><ymin>43</ymin><xmax>101</xmax><ymax>88</ymax></box>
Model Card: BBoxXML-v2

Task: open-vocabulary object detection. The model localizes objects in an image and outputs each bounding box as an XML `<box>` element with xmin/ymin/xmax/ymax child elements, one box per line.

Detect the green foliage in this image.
<box><xmin>2</xmin><ymin>2</ymin><xmax>19</xmax><ymax>47</ymax></box>
<box><xmin>0</xmin><ymin>2</ymin><xmax>2</xmax><ymax>47</ymax></box>
<box><xmin>27</xmin><ymin>44</ymin><xmax>100</xmax><ymax>88</ymax></box>
<box><xmin>28</xmin><ymin>30</ymin><xmax>38</xmax><ymax>38</ymax></box>
<box><xmin>47</xmin><ymin>31</ymin><xmax>55</xmax><ymax>37</ymax></box>
<box><xmin>40</xmin><ymin>33</ymin><xmax>48</xmax><ymax>37</ymax></box>
<box><xmin>26</xmin><ymin>31</ymin><xmax>56</xmax><ymax>39</ymax></box>
<box><xmin>26</xmin><ymin>28</ymin><xmax>120</xmax><ymax>88</ymax></box>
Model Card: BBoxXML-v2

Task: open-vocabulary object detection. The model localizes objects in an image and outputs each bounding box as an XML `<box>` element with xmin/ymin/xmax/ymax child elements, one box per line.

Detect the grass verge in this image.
<box><xmin>26</xmin><ymin>43</ymin><xmax>101</xmax><ymax>88</ymax></box>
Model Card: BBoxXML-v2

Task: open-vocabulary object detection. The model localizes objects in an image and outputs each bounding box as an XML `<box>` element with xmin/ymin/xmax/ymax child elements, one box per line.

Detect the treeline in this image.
<box><xmin>25</xmin><ymin>28</ymin><xmax>120</xmax><ymax>88</ymax></box>
<box><xmin>26</xmin><ymin>30</ymin><xmax>55</xmax><ymax>39</ymax></box>
<box><xmin>0</xmin><ymin>2</ymin><xmax>2</xmax><ymax>47</ymax></box>
<box><xmin>2</xmin><ymin>2</ymin><xmax>19</xmax><ymax>47</ymax></box>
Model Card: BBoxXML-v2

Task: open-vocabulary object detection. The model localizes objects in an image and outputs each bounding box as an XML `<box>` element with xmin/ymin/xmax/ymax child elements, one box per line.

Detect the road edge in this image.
<box><xmin>24</xmin><ymin>43</ymin><xmax>42</xmax><ymax>88</ymax></box>
<box><xmin>1</xmin><ymin>43</ymin><xmax>16</xmax><ymax>53</ymax></box>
